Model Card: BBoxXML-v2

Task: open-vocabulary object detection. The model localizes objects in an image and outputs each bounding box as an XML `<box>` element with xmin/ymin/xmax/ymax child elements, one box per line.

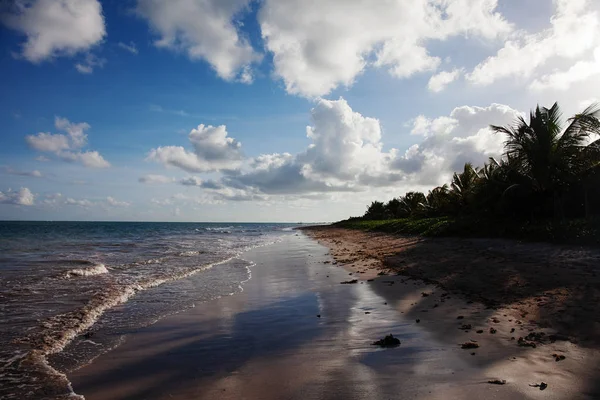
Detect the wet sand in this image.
<box><xmin>69</xmin><ymin>232</ymin><xmax>600</xmax><ymax>399</ymax></box>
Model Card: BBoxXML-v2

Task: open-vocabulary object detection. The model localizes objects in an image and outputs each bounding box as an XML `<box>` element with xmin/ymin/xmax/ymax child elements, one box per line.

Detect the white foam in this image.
<box><xmin>65</xmin><ymin>264</ymin><xmax>109</xmax><ymax>278</ymax></box>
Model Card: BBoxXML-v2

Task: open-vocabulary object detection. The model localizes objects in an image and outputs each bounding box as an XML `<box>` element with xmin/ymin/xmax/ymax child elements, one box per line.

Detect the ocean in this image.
<box><xmin>0</xmin><ymin>221</ymin><xmax>296</xmax><ymax>399</ymax></box>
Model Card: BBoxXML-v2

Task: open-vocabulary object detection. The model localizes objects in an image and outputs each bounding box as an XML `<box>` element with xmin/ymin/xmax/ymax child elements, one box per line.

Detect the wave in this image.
<box><xmin>65</xmin><ymin>263</ymin><xmax>108</xmax><ymax>278</ymax></box>
<box><xmin>8</xmin><ymin>257</ymin><xmax>238</xmax><ymax>399</ymax></box>
<box><xmin>177</xmin><ymin>250</ymin><xmax>204</xmax><ymax>257</ymax></box>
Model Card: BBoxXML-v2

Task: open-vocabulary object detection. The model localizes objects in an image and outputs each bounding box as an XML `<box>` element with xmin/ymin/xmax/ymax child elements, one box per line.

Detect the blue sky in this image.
<box><xmin>1</xmin><ymin>0</ymin><xmax>599</xmax><ymax>222</ymax></box>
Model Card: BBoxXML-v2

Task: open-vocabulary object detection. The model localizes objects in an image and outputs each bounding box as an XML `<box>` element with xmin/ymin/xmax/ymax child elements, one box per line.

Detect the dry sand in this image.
<box><xmin>68</xmin><ymin>231</ymin><xmax>600</xmax><ymax>399</ymax></box>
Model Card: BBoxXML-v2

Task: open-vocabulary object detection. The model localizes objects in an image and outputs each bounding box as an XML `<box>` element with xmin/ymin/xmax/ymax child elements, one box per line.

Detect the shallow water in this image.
<box><xmin>0</xmin><ymin>221</ymin><xmax>295</xmax><ymax>399</ymax></box>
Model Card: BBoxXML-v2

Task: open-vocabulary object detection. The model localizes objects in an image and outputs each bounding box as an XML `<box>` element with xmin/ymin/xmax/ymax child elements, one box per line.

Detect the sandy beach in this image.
<box><xmin>67</xmin><ymin>231</ymin><xmax>600</xmax><ymax>399</ymax></box>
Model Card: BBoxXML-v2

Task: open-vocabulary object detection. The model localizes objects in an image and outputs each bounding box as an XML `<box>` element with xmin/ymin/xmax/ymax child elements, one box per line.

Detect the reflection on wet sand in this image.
<box><xmin>71</xmin><ymin>234</ymin><xmax>556</xmax><ymax>400</ymax></box>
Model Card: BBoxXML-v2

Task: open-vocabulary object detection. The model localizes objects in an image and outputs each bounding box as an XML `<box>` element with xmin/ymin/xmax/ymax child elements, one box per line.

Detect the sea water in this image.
<box><xmin>0</xmin><ymin>221</ymin><xmax>295</xmax><ymax>399</ymax></box>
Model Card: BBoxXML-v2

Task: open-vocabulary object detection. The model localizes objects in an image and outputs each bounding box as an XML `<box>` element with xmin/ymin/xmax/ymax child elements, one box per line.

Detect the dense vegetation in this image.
<box><xmin>338</xmin><ymin>103</ymin><xmax>600</xmax><ymax>244</ymax></box>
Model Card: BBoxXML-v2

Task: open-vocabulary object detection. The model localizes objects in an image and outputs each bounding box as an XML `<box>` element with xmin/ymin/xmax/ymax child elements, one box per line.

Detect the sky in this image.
<box><xmin>1</xmin><ymin>0</ymin><xmax>599</xmax><ymax>222</ymax></box>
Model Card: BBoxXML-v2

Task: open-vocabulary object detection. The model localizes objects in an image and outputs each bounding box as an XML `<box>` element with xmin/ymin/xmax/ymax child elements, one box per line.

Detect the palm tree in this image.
<box><xmin>450</xmin><ymin>163</ymin><xmax>479</xmax><ymax>211</ymax></box>
<box><xmin>423</xmin><ymin>185</ymin><xmax>451</xmax><ymax>216</ymax></box>
<box><xmin>397</xmin><ymin>191</ymin><xmax>426</xmax><ymax>217</ymax></box>
<box><xmin>364</xmin><ymin>201</ymin><xmax>387</xmax><ymax>220</ymax></box>
<box><xmin>490</xmin><ymin>102</ymin><xmax>600</xmax><ymax>218</ymax></box>
<box><xmin>384</xmin><ymin>198</ymin><xmax>402</xmax><ymax>218</ymax></box>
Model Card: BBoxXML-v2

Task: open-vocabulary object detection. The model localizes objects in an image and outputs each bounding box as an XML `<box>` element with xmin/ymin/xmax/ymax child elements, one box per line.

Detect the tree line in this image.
<box><xmin>363</xmin><ymin>103</ymin><xmax>600</xmax><ymax>221</ymax></box>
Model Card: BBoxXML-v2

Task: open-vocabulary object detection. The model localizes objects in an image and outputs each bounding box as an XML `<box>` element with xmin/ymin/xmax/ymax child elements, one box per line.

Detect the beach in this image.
<box><xmin>67</xmin><ymin>230</ymin><xmax>600</xmax><ymax>400</ymax></box>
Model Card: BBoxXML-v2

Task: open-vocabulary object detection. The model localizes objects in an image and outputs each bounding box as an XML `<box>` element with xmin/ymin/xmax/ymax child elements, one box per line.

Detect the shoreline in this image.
<box><xmin>68</xmin><ymin>231</ymin><xmax>599</xmax><ymax>399</ymax></box>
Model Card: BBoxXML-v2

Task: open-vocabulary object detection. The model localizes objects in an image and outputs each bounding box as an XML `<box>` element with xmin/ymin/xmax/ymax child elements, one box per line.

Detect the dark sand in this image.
<box><xmin>69</xmin><ymin>232</ymin><xmax>600</xmax><ymax>399</ymax></box>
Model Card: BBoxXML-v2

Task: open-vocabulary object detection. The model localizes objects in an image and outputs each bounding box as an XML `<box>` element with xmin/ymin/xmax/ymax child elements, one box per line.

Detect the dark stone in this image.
<box><xmin>372</xmin><ymin>334</ymin><xmax>401</xmax><ymax>348</ymax></box>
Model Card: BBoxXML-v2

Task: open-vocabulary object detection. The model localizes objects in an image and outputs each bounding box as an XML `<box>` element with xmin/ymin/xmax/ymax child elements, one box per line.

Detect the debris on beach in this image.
<box><xmin>421</xmin><ymin>292</ymin><xmax>430</xmax><ymax>297</ymax></box>
<box><xmin>489</xmin><ymin>327</ymin><xmax>497</xmax><ymax>334</ymax></box>
<box><xmin>340</xmin><ymin>279</ymin><xmax>358</xmax><ymax>284</ymax></box>
<box><xmin>372</xmin><ymin>334</ymin><xmax>401</xmax><ymax>347</ymax></box>
<box><xmin>317</xmin><ymin>314</ymin><xmax>321</xmax><ymax>318</ymax></box>
<box><xmin>517</xmin><ymin>337</ymin><xmax>536</xmax><ymax>348</ymax></box>
<box><xmin>461</xmin><ymin>341</ymin><xmax>479</xmax><ymax>349</ymax></box>
<box><xmin>457</xmin><ymin>315</ymin><xmax>464</xmax><ymax>319</ymax></box>
<box><xmin>552</xmin><ymin>353</ymin><xmax>566</xmax><ymax>362</ymax></box>
<box><xmin>460</xmin><ymin>324</ymin><xmax>472</xmax><ymax>330</ymax></box>
<box><xmin>416</xmin><ymin>319</ymin><xmax>420</xmax><ymax>323</ymax></box>
<box><xmin>529</xmin><ymin>382</ymin><xmax>548</xmax><ymax>390</ymax></box>
<box><xmin>488</xmin><ymin>379</ymin><xmax>507</xmax><ymax>385</ymax></box>
<box><xmin>367</xmin><ymin>279</ymin><xmax>374</xmax><ymax>282</ymax></box>
<box><xmin>377</xmin><ymin>271</ymin><xmax>387</xmax><ymax>276</ymax></box>
<box><xmin>476</xmin><ymin>329</ymin><xmax>483</xmax><ymax>333</ymax></box>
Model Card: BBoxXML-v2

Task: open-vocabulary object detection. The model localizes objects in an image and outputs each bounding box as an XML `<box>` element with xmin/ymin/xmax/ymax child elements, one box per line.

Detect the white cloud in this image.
<box><xmin>222</xmin><ymin>98</ymin><xmax>397</xmax><ymax>194</ymax></box>
<box><xmin>74</xmin><ymin>53</ymin><xmax>106</xmax><ymax>74</ymax></box>
<box><xmin>239</xmin><ymin>65</ymin><xmax>253</xmax><ymax>84</ymax></box>
<box><xmin>428</xmin><ymin>68</ymin><xmax>463</xmax><ymax>92</ymax></box>
<box><xmin>179</xmin><ymin>176</ymin><xmax>203</xmax><ymax>186</ymax></box>
<box><xmin>1</xmin><ymin>0</ymin><xmax>106</xmax><ymax>63</ymax></box>
<box><xmin>148</xmin><ymin>124</ymin><xmax>243</xmax><ymax>173</ymax></box>
<box><xmin>42</xmin><ymin>192</ymin><xmax>62</xmax><ymax>206</ymax></box>
<box><xmin>530</xmin><ymin>47</ymin><xmax>600</xmax><ymax>91</ymax></box>
<box><xmin>220</xmin><ymin>99</ymin><xmax>522</xmax><ymax>196</ymax></box>
<box><xmin>0</xmin><ymin>187</ymin><xmax>35</xmax><ymax>206</ymax></box>
<box><xmin>26</xmin><ymin>132</ymin><xmax>70</xmax><ymax>152</ymax></box>
<box><xmin>136</xmin><ymin>0</ymin><xmax>258</xmax><ymax>81</ymax></box>
<box><xmin>259</xmin><ymin>0</ymin><xmax>511</xmax><ymax>97</ymax></box>
<box><xmin>467</xmin><ymin>0</ymin><xmax>600</xmax><ymax>86</ymax></box>
<box><xmin>117</xmin><ymin>41</ymin><xmax>138</xmax><ymax>54</ymax></box>
<box><xmin>4</xmin><ymin>167</ymin><xmax>43</xmax><ymax>177</ymax></box>
<box><xmin>106</xmin><ymin>196</ymin><xmax>130</xmax><ymax>207</ymax></box>
<box><xmin>139</xmin><ymin>174</ymin><xmax>175</xmax><ymax>184</ymax></box>
<box><xmin>60</xmin><ymin>150</ymin><xmax>110</xmax><ymax>168</ymax></box>
<box><xmin>25</xmin><ymin>116</ymin><xmax>110</xmax><ymax>168</ymax></box>
<box><xmin>65</xmin><ymin>197</ymin><xmax>94</xmax><ymax>207</ymax></box>
<box><xmin>391</xmin><ymin>103</ymin><xmax>521</xmax><ymax>184</ymax></box>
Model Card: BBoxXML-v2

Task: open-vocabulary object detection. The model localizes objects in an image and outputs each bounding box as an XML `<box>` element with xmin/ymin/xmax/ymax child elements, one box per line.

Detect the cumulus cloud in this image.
<box><xmin>136</xmin><ymin>0</ymin><xmax>258</xmax><ymax>81</ymax></box>
<box><xmin>148</xmin><ymin>124</ymin><xmax>243</xmax><ymax>173</ymax></box>
<box><xmin>259</xmin><ymin>0</ymin><xmax>511</xmax><ymax>96</ymax></box>
<box><xmin>25</xmin><ymin>116</ymin><xmax>110</xmax><ymax>168</ymax></box>
<box><xmin>0</xmin><ymin>187</ymin><xmax>34</xmax><ymax>206</ymax></box>
<box><xmin>219</xmin><ymin>98</ymin><xmax>522</xmax><ymax>196</ymax></box>
<box><xmin>222</xmin><ymin>98</ymin><xmax>395</xmax><ymax>195</ymax></box>
<box><xmin>391</xmin><ymin>103</ymin><xmax>522</xmax><ymax>184</ymax></box>
<box><xmin>428</xmin><ymin>68</ymin><xmax>463</xmax><ymax>92</ymax></box>
<box><xmin>1</xmin><ymin>0</ymin><xmax>106</xmax><ymax>63</ymax></box>
<box><xmin>530</xmin><ymin>46</ymin><xmax>600</xmax><ymax>91</ymax></box>
<box><xmin>467</xmin><ymin>0</ymin><xmax>600</xmax><ymax>87</ymax></box>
